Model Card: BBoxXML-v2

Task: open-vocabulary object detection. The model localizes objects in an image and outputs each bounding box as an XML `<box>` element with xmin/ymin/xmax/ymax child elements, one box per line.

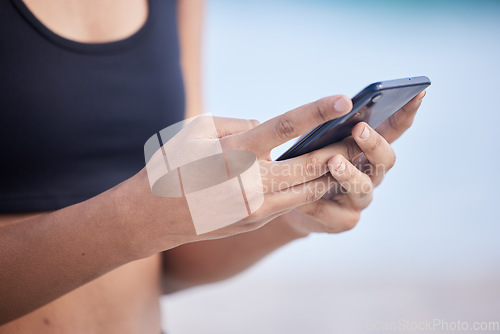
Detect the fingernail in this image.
<box><xmin>359</xmin><ymin>125</ymin><xmax>370</xmax><ymax>140</ymax></box>
<box><xmin>334</xmin><ymin>96</ymin><xmax>351</xmax><ymax>113</ymax></box>
<box><xmin>330</xmin><ymin>156</ymin><xmax>345</xmax><ymax>173</ymax></box>
<box><xmin>335</xmin><ymin>160</ymin><xmax>345</xmax><ymax>173</ymax></box>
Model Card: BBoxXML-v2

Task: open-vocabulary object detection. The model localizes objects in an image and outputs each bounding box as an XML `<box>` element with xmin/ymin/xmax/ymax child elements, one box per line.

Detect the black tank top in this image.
<box><xmin>0</xmin><ymin>0</ymin><xmax>186</xmax><ymax>212</ymax></box>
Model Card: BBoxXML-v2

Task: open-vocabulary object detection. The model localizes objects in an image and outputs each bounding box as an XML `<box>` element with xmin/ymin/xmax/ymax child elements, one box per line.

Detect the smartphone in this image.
<box><xmin>276</xmin><ymin>76</ymin><xmax>431</xmax><ymax>161</ymax></box>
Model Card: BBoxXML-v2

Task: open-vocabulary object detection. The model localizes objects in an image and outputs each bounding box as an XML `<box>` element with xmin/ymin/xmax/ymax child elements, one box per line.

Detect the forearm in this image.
<box><xmin>162</xmin><ymin>213</ymin><xmax>308</xmax><ymax>293</ymax></box>
<box><xmin>0</xmin><ymin>174</ymin><xmax>179</xmax><ymax>325</ymax></box>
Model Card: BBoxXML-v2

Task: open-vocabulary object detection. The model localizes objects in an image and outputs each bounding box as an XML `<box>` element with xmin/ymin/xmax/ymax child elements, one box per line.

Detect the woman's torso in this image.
<box><xmin>0</xmin><ymin>0</ymin><xmax>184</xmax><ymax>332</ymax></box>
<box><xmin>0</xmin><ymin>0</ymin><xmax>185</xmax><ymax>211</ymax></box>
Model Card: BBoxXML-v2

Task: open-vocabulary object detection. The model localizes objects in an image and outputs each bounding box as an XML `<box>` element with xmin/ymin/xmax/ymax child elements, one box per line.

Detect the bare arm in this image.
<box><xmin>0</xmin><ymin>1</ymin><xmax>205</xmax><ymax>322</ymax></box>
<box><xmin>1</xmin><ymin>95</ymin><xmax>362</xmax><ymax>324</ymax></box>
<box><xmin>178</xmin><ymin>0</ymin><xmax>205</xmax><ymax>119</ymax></box>
<box><xmin>162</xmin><ymin>214</ymin><xmax>307</xmax><ymax>293</ymax></box>
<box><xmin>0</xmin><ymin>179</ymin><xmax>156</xmax><ymax>324</ymax></box>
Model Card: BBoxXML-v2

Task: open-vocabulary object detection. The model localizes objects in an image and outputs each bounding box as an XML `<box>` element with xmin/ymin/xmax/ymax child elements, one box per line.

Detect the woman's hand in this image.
<box><xmin>124</xmin><ymin>94</ymin><xmax>356</xmax><ymax>257</ymax></box>
<box><xmin>280</xmin><ymin>91</ymin><xmax>426</xmax><ymax>235</ymax></box>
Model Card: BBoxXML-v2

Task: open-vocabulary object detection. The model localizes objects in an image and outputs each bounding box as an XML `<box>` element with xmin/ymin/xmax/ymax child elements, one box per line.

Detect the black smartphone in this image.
<box><xmin>276</xmin><ymin>76</ymin><xmax>431</xmax><ymax>161</ymax></box>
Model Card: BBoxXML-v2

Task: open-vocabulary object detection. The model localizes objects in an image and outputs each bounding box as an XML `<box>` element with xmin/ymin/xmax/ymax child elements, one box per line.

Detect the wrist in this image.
<box><xmin>109</xmin><ymin>170</ymin><xmax>194</xmax><ymax>260</ymax></box>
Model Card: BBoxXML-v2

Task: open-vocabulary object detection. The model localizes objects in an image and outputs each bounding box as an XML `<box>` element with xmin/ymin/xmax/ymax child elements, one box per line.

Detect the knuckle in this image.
<box><xmin>358</xmin><ymin>179</ymin><xmax>374</xmax><ymax>198</ymax></box>
<box><xmin>312</xmin><ymin>200</ymin><xmax>326</xmax><ymax>218</ymax></box>
<box><xmin>359</xmin><ymin>192</ymin><xmax>373</xmax><ymax>209</ymax></box>
<box><xmin>275</xmin><ymin>116</ymin><xmax>296</xmax><ymax>140</ymax></box>
<box><xmin>401</xmin><ymin>103</ymin><xmax>418</xmax><ymax>115</ymax></box>
<box><xmin>342</xmin><ymin>139</ymin><xmax>358</xmax><ymax>160</ymax></box>
<box><xmin>249</xmin><ymin>119</ymin><xmax>261</xmax><ymax>128</ymax></box>
<box><xmin>405</xmin><ymin>117</ymin><xmax>414</xmax><ymax>129</ymax></box>
<box><xmin>389</xmin><ymin>111</ymin><xmax>413</xmax><ymax>130</ymax></box>
<box><xmin>311</xmin><ymin>99</ymin><xmax>331</xmax><ymax>123</ymax></box>
<box><xmin>369</xmin><ymin>134</ymin><xmax>383</xmax><ymax>152</ymax></box>
<box><xmin>342</xmin><ymin>210</ymin><xmax>361</xmax><ymax>231</ymax></box>
<box><xmin>400</xmin><ymin>115</ymin><xmax>414</xmax><ymax>129</ymax></box>
<box><xmin>304</xmin><ymin>153</ymin><xmax>323</xmax><ymax>177</ymax></box>
<box><xmin>306</xmin><ymin>184</ymin><xmax>325</xmax><ymax>203</ymax></box>
<box><xmin>388</xmin><ymin>113</ymin><xmax>398</xmax><ymax>129</ymax></box>
<box><xmin>304</xmin><ymin>200</ymin><xmax>326</xmax><ymax>219</ymax></box>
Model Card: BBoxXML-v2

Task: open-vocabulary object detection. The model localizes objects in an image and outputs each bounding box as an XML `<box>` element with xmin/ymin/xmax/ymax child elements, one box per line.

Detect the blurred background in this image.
<box><xmin>161</xmin><ymin>0</ymin><xmax>500</xmax><ymax>332</ymax></box>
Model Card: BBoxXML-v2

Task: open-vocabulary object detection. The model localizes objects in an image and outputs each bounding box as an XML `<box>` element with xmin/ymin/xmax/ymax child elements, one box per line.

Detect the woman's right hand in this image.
<box><xmin>122</xmin><ymin>94</ymin><xmax>353</xmax><ymax>257</ymax></box>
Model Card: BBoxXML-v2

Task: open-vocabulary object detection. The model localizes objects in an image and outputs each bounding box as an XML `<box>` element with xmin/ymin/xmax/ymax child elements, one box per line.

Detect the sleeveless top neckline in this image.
<box><xmin>0</xmin><ymin>0</ymin><xmax>186</xmax><ymax>212</ymax></box>
<box><xmin>10</xmin><ymin>0</ymin><xmax>153</xmax><ymax>54</ymax></box>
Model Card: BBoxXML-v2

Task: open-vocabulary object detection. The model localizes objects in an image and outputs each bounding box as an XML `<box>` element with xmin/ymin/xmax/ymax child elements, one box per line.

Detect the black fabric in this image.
<box><xmin>0</xmin><ymin>0</ymin><xmax>185</xmax><ymax>212</ymax></box>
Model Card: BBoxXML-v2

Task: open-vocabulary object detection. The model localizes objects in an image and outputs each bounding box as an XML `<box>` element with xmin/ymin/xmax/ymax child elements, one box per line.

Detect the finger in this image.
<box><xmin>376</xmin><ymin>90</ymin><xmax>426</xmax><ymax>143</ymax></box>
<box><xmin>241</xmin><ymin>95</ymin><xmax>352</xmax><ymax>155</ymax></box>
<box><xmin>352</xmin><ymin>122</ymin><xmax>396</xmax><ymax>180</ymax></box>
<box><xmin>268</xmin><ymin>136</ymin><xmax>362</xmax><ymax>189</ymax></box>
<box><xmin>328</xmin><ymin>154</ymin><xmax>373</xmax><ymax>210</ymax></box>
<box><xmin>212</xmin><ymin>117</ymin><xmax>260</xmax><ymax>138</ymax></box>
<box><xmin>351</xmin><ymin>154</ymin><xmax>382</xmax><ymax>187</ymax></box>
<box><xmin>266</xmin><ymin>173</ymin><xmax>336</xmax><ymax>213</ymax></box>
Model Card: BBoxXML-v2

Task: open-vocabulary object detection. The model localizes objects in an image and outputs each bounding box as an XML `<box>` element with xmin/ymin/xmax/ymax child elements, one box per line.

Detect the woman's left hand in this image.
<box><xmin>281</xmin><ymin>90</ymin><xmax>426</xmax><ymax>235</ymax></box>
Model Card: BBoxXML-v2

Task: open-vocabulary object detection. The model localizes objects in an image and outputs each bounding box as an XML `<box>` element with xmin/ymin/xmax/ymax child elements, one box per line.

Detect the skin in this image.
<box><xmin>0</xmin><ymin>0</ymin><xmax>427</xmax><ymax>332</ymax></box>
